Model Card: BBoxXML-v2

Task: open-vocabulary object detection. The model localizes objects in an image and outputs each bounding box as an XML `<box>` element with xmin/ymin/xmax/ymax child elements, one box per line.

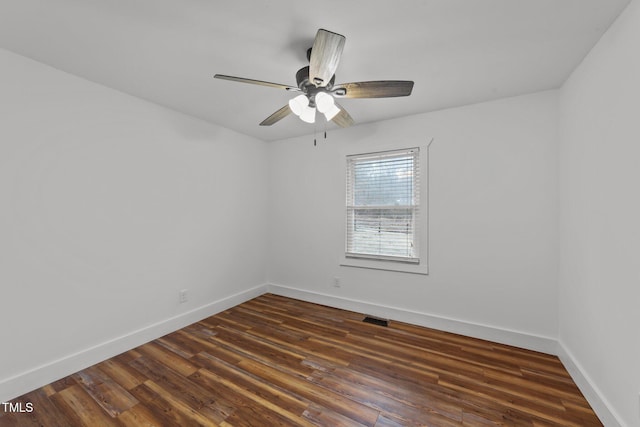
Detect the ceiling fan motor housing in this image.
<box><xmin>296</xmin><ymin>66</ymin><xmax>335</xmax><ymax>90</ymax></box>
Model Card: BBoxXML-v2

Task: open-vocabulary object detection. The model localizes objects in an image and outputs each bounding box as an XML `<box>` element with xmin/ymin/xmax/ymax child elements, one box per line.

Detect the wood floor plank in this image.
<box><xmin>308</xmin><ymin>367</ymin><xmax>463</xmax><ymax>424</ymax></box>
<box><xmin>315</xmin><ymin>365</ymin><xmax>462</xmax><ymax>421</ymax></box>
<box><xmin>95</xmin><ymin>358</ymin><xmax>146</xmax><ymax>391</ymax></box>
<box><xmin>237</xmin><ymin>357</ymin><xmax>398</xmax><ymax>426</ymax></box>
<box><xmin>47</xmin><ymin>375</ymin><xmax>78</xmax><ymax>393</ymax></box>
<box><xmin>143</xmin><ymin>380</ymin><xmax>221</xmax><ymax>427</ymax></box>
<box><xmin>72</xmin><ymin>365</ymin><xmax>139</xmax><ymax>417</ymax></box>
<box><xmin>128</xmin><ymin>382</ymin><xmax>218</xmax><ymax>427</ymax></box>
<box><xmin>52</xmin><ymin>384</ymin><xmax>124</xmax><ymax>427</ymax></box>
<box><xmin>128</xmin><ymin>356</ymin><xmax>225</xmax><ymax>423</ymax></box>
<box><xmin>303</xmin><ymin>403</ymin><xmax>371</xmax><ymax>427</ymax></box>
<box><xmin>187</xmin><ymin>367</ymin><xmax>283</xmax><ymax>426</ymax></box>
<box><xmin>136</xmin><ymin>341</ymin><xmax>198</xmax><ymax>377</ymax></box>
<box><xmin>1</xmin><ymin>294</ymin><xmax>603</xmax><ymax>426</ymax></box>
<box><xmin>192</xmin><ymin>352</ymin><xmax>310</xmax><ymax>416</ymax></box>
<box><xmin>247</xmin><ymin>324</ymin><xmax>353</xmax><ymax>367</ymax></box>
<box><xmin>116</xmin><ymin>403</ymin><xmax>165</xmax><ymax>427</ymax></box>
<box><xmin>206</xmin><ymin>327</ymin><xmax>317</xmax><ymax>380</ymax></box>
<box><xmin>196</xmin><ymin>367</ymin><xmax>316</xmax><ymax>427</ymax></box>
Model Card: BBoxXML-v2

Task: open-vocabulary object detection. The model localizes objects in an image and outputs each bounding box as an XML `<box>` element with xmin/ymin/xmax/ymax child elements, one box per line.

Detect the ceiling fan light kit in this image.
<box><xmin>323</xmin><ymin>104</ymin><xmax>341</xmax><ymax>121</ymax></box>
<box><xmin>288</xmin><ymin>91</ymin><xmax>341</xmax><ymax>124</ymax></box>
<box><xmin>288</xmin><ymin>94</ymin><xmax>308</xmax><ymax>116</ymax></box>
<box><xmin>288</xmin><ymin>93</ymin><xmax>322</xmax><ymax>124</ymax></box>
<box><xmin>315</xmin><ymin>92</ymin><xmax>341</xmax><ymax>121</ymax></box>
<box><xmin>299</xmin><ymin>104</ymin><xmax>317</xmax><ymax>124</ymax></box>
<box><xmin>315</xmin><ymin>91</ymin><xmax>335</xmax><ymax>113</ymax></box>
<box><xmin>214</xmin><ymin>28</ymin><xmax>414</xmax><ymax>128</ymax></box>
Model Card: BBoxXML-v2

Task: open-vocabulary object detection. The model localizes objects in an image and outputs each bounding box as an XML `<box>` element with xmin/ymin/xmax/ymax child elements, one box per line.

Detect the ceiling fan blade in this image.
<box><xmin>332</xmin><ymin>81</ymin><xmax>414</xmax><ymax>98</ymax></box>
<box><xmin>309</xmin><ymin>29</ymin><xmax>345</xmax><ymax>88</ymax></box>
<box><xmin>259</xmin><ymin>105</ymin><xmax>292</xmax><ymax>126</ymax></box>
<box><xmin>214</xmin><ymin>74</ymin><xmax>300</xmax><ymax>91</ymax></box>
<box><xmin>331</xmin><ymin>102</ymin><xmax>354</xmax><ymax>128</ymax></box>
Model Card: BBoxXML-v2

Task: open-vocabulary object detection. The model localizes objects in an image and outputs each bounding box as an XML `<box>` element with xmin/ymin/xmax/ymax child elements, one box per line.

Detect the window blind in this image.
<box><xmin>346</xmin><ymin>148</ymin><xmax>420</xmax><ymax>263</ymax></box>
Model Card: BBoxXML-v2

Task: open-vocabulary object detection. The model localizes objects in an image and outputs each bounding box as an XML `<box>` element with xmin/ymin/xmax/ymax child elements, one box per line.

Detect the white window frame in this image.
<box><xmin>340</xmin><ymin>144</ymin><xmax>429</xmax><ymax>275</ymax></box>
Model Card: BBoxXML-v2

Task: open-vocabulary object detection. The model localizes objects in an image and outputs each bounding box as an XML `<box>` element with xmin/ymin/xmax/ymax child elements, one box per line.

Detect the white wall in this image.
<box><xmin>0</xmin><ymin>49</ymin><xmax>268</xmax><ymax>401</ymax></box>
<box><xmin>558</xmin><ymin>0</ymin><xmax>640</xmax><ymax>425</ymax></box>
<box><xmin>267</xmin><ymin>91</ymin><xmax>559</xmax><ymax>348</ymax></box>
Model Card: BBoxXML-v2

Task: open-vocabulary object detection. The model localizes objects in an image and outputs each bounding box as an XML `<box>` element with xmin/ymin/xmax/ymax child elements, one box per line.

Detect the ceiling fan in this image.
<box><xmin>214</xmin><ymin>29</ymin><xmax>414</xmax><ymax>128</ymax></box>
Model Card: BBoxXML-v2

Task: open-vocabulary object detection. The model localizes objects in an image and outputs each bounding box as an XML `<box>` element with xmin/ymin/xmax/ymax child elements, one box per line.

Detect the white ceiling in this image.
<box><xmin>0</xmin><ymin>0</ymin><xmax>631</xmax><ymax>141</ymax></box>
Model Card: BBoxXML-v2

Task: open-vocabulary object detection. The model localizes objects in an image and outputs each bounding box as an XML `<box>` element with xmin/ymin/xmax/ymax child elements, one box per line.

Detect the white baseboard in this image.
<box><xmin>0</xmin><ymin>283</ymin><xmax>268</xmax><ymax>403</ymax></box>
<box><xmin>266</xmin><ymin>283</ymin><xmax>557</xmax><ymax>355</ymax></box>
<box><xmin>557</xmin><ymin>342</ymin><xmax>624</xmax><ymax>427</ymax></box>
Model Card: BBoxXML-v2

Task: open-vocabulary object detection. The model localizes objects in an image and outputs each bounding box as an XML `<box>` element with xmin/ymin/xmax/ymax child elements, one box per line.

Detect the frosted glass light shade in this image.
<box><xmin>300</xmin><ymin>106</ymin><xmax>316</xmax><ymax>123</ymax></box>
<box><xmin>323</xmin><ymin>104</ymin><xmax>340</xmax><ymax>121</ymax></box>
<box><xmin>315</xmin><ymin>92</ymin><xmax>335</xmax><ymax>113</ymax></box>
<box><xmin>288</xmin><ymin>94</ymin><xmax>308</xmax><ymax>116</ymax></box>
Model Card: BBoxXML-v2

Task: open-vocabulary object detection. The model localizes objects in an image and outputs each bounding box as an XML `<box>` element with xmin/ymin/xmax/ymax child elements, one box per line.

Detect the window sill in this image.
<box><xmin>340</xmin><ymin>256</ymin><xmax>428</xmax><ymax>275</ymax></box>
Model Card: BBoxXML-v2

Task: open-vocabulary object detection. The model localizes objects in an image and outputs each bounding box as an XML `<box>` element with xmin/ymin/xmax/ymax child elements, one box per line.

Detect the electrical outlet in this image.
<box><xmin>333</xmin><ymin>277</ymin><xmax>341</xmax><ymax>288</ymax></box>
<box><xmin>179</xmin><ymin>289</ymin><xmax>188</xmax><ymax>303</ymax></box>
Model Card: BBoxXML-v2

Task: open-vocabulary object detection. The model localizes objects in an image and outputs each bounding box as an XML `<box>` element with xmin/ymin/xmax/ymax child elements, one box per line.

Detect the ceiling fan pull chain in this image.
<box><xmin>313</xmin><ymin>121</ymin><xmax>319</xmax><ymax>146</ymax></box>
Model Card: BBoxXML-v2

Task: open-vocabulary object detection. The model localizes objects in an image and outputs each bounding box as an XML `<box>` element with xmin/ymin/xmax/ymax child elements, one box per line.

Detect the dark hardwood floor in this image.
<box><xmin>0</xmin><ymin>294</ymin><xmax>602</xmax><ymax>426</ymax></box>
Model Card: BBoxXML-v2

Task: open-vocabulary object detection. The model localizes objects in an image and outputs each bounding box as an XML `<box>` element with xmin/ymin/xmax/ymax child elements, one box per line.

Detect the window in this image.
<box><xmin>346</xmin><ymin>148</ymin><xmax>420</xmax><ymax>263</ymax></box>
